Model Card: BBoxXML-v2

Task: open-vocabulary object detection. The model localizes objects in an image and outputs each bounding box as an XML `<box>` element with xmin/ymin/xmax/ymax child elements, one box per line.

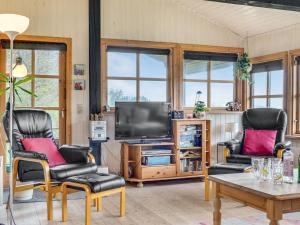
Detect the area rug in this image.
<box><xmin>3</xmin><ymin>189</ymin><xmax>85</xmax><ymax>204</ymax></box>
<box><xmin>200</xmin><ymin>213</ymin><xmax>300</xmax><ymax>225</ymax></box>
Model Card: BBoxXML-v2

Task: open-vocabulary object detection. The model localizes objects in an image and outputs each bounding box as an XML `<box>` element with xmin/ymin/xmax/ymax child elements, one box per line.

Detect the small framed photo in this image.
<box><xmin>74</xmin><ymin>79</ymin><xmax>85</xmax><ymax>90</ymax></box>
<box><xmin>74</xmin><ymin>64</ymin><xmax>85</xmax><ymax>76</ymax></box>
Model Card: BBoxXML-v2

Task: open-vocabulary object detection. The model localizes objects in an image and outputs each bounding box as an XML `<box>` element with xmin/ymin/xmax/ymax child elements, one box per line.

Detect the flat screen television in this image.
<box><xmin>115</xmin><ymin>102</ymin><xmax>171</xmax><ymax>140</ymax></box>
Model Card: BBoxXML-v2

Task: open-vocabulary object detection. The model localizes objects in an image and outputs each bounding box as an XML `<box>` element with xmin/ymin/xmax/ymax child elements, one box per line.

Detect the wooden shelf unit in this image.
<box><xmin>121</xmin><ymin>119</ymin><xmax>211</xmax><ymax>186</ymax></box>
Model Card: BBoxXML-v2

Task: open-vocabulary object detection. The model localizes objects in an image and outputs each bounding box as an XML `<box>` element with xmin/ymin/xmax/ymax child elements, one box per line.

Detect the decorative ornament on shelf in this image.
<box><xmin>193</xmin><ymin>91</ymin><xmax>209</xmax><ymax>119</ymax></box>
<box><xmin>225</xmin><ymin>99</ymin><xmax>241</xmax><ymax>111</ymax></box>
<box><xmin>236</xmin><ymin>52</ymin><xmax>252</xmax><ymax>81</ymax></box>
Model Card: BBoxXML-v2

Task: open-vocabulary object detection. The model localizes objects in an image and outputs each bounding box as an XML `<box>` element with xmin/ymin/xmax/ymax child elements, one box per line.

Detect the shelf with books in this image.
<box><xmin>121</xmin><ymin>119</ymin><xmax>210</xmax><ymax>187</ymax></box>
<box><xmin>173</xmin><ymin>119</ymin><xmax>211</xmax><ymax>177</ymax></box>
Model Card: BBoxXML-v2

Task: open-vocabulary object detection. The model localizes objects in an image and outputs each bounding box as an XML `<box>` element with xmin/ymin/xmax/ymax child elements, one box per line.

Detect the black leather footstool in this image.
<box><xmin>61</xmin><ymin>173</ymin><xmax>126</xmax><ymax>225</ymax></box>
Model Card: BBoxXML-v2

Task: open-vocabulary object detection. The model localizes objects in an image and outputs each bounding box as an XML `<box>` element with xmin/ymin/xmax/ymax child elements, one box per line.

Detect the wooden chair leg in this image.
<box><xmin>62</xmin><ymin>185</ymin><xmax>68</xmax><ymax>222</ymax></box>
<box><xmin>120</xmin><ymin>187</ymin><xmax>125</xmax><ymax>217</ymax></box>
<box><xmin>46</xmin><ymin>185</ymin><xmax>53</xmax><ymax>221</ymax></box>
<box><xmin>93</xmin><ymin>198</ymin><xmax>97</xmax><ymax>207</ymax></box>
<box><xmin>85</xmin><ymin>193</ymin><xmax>91</xmax><ymax>225</ymax></box>
<box><xmin>205</xmin><ymin>178</ymin><xmax>210</xmax><ymax>201</ymax></box>
<box><xmin>96</xmin><ymin>197</ymin><xmax>102</xmax><ymax>212</ymax></box>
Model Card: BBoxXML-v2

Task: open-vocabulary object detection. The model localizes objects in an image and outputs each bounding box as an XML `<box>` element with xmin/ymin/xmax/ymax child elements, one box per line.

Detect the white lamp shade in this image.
<box><xmin>12</xmin><ymin>63</ymin><xmax>27</xmax><ymax>77</ymax></box>
<box><xmin>0</xmin><ymin>14</ymin><xmax>29</xmax><ymax>34</ymax></box>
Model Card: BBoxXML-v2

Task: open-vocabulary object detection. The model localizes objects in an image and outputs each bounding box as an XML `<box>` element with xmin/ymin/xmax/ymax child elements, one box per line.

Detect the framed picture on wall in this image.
<box><xmin>74</xmin><ymin>79</ymin><xmax>85</xmax><ymax>90</ymax></box>
<box><xmin>74</xmin><ymin>64</ymin><xmax>85</xmax><ymax>76</ymax></box>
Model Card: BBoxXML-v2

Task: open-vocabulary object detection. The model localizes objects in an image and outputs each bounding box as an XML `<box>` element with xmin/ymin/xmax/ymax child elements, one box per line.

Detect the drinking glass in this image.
<box><xmin>272</xmin><ymin>158</ymin><xmax>283</xmax><ymax>184</ymax></box>
<box><xmin>251</xmin><ymin>157</ymin><xmax>263</xmax><ymax>179</ymax></box>
<box><xmin>261</xmin><ymin>158</ymin><xmax>272</xmax><ymax>181</ymax></box>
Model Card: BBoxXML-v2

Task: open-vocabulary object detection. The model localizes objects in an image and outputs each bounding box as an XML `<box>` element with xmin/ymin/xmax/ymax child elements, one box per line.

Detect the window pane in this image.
<box><xmin>140</xmin><ymin>54</ymin><xmax>167</xmax><ymax>78</ymax></box>
<box><xmin>15</xmin><ymin>78</ymin><xmax>32</xmax><ymax>107</ymax></box>
<box><xmin>6</xmin><ymin>49</ymin><xmax>32</xmax><ymax>74</ymax></box>
<box><xmin>253</xmin><ymin>98</ymin><xmax>267</xmax><ymax>108</ymax></box>
<box><xmin>184</xmin><ymin>60</ymin><xmax>208</xmax><ymax>80</ymax></box>
<box><xmin>184</xmin><ymin>82</ymin><xmax>207</xmax><ymax>107</ymax></box>
<box><xmin>270</xmin><ymin>98</ymin><xmax>283</xmax><ymax>109</ymax></box>
<box><xmin>253</xmin><ymin>72</ymin><xmax>267</xmax><ymax>95</ymax></box>
<box><xmin>107</xmin><ymin>80</ymin><xmax>136</xmax><ymax>107</ymax></box>
<box><xmin>35</xmin><ymin>78</ymin><xmax>59</xmax><ymax>107</ymax></box>
<box><xmin>45</xmin><ymin>110</ymin><xmax>59</xmax><ymax>139</ymax></box>
<box><xmin>35</xmin><ymin>50</ymin><xmax>59</xmax><ymax>75</ymax></box>
<box><xmin>140</xmin><ymin>81</ymin><xmax>166</xmax><ymax>102</ymax></box>
<box><xmin>211</xmin><ymin>83</ymin><xmax>234</xmax><ymax>107</ymax></box>
<box><xmin>211</xmin><ymin>61</ymin><xmax>235</xmax><ymax>81</ymax></box>
<box><xmin>107</xmin><ymin>52</ymin><xmax>136</xmax><ymax>77</ymax></box>
<box><xmin>270</xmin><ymin>70</ymin><xmax>284</xmax><ymax>95</ymax></box>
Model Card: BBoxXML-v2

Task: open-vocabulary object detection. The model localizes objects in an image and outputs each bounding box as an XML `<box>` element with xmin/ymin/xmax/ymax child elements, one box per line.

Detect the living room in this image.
<box><xmin>1</xmin><ymin>0</ymin><xmax>300</xmax><ymax>225</ymax></box>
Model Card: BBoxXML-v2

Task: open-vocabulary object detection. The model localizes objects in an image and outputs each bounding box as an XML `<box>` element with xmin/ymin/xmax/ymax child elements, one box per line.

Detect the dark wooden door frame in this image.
<box><xmin>89</xmin><ymin>0</ymin><xmax>101</xmax><ymax>114</ymax></box>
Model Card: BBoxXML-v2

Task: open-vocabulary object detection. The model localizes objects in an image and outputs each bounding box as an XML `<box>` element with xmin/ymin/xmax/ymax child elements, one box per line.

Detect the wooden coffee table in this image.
<box><xmin>209</xmin><ymin>171</ymin><xmax>300</xmax><ymax>225</ymax></box>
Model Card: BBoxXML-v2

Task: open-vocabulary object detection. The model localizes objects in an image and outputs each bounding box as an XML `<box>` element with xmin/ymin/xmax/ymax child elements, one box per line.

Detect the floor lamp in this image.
<box><xmin>0</xmin><ymin>14</ymin><xmax>29</xmax><ymax>225</ymax></box>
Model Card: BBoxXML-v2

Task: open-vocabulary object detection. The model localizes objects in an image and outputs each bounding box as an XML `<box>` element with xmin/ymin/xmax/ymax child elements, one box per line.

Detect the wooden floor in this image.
<box><xmin>0</xmin><ymin>180</ymin><xmax>274</xmax><ymax>225</ymax></box>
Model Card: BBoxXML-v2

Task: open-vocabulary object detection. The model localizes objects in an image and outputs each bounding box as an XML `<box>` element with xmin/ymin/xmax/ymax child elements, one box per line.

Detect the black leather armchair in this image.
<box><xmin>224</xmin><ymin>108</ymin><xmax>290</xmax><ymax>164</ymax></box>
<box><xmin>3</xmin><ymin>109</ymin><xmax>96</xmax><ymax>220</ymax></box>
<box><xmin>205</xmin><ymin>108</ymin><xmax>290</xmax><ymax>201</ymax></box>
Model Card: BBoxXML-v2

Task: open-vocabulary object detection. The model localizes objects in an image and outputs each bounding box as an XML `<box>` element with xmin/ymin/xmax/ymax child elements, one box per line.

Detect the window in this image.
<box><xmin>106</xmin><ymin>47</ymin><xmax>169</xmax><ymax>107</ymax></box>
<box><xmin>3</xmin><ymin>41</ymin><xmax>66</xmax><ymax>140</ymax></box>
<box><xmin>294</xmin><ymin>56</ymin><xmax>300</xmax><ymax>133</ymax></box>
<box><xmin>250</xmin><ymin>60</ymin><xmax>284</xmax><ymax>109</ymax></box>
<box><xmin>183</xmin><ymin>51</ymin><xmax>237</xmax><ymax>108</ymax></box>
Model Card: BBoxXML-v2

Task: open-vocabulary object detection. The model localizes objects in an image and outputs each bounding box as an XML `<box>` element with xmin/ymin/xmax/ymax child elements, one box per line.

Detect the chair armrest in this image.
<box><xmin>59</xmin><ymin>145</ymin><xmax>91</xmax><ymax>164</ymax></box>
<box><xmin>13</xmin><ymin>150</ymin><xmax>48</xmax><ymax>161</ymax></box>
<box><xmin>274</xmin><ymin>141</ymin><xmax>291</xmax><ymax>158</ymax></box>
<box><xmin>224</xmin><ymin>140</ymin><xmax>242</xmax><ymax>154</ymax></box>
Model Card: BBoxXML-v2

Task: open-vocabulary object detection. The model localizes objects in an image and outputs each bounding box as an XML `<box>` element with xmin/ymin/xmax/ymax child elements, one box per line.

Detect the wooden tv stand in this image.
<box><xmin>121</xmin><ymin>119</ymin><xmax>211</xmax><ymax>187</ymax></box>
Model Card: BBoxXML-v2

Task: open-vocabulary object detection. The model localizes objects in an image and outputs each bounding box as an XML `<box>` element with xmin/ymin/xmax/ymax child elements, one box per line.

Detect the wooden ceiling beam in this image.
<box><xmin>205</xmin><ymin>0</ymin><xmax>300</xmax><ymax>12</ymax></box>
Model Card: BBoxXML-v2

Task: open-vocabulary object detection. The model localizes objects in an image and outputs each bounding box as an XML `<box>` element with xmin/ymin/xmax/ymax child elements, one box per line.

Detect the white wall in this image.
<box><xmin>101</xmin><ymin>0</ymin><xmax>243</xmax><ymax>47</ymax></box>
<box><xmin>0</xmin><ymin>0</ymin><xmax>243</xmax><ymax>146</ymax></box>
<box><xmin>247</xmin><ymin>24</ymin><xmax>300</xmax><ymax>57</ymax></box>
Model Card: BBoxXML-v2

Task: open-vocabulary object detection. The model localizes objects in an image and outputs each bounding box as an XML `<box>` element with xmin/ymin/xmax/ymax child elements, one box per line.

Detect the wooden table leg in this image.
<box><xmin>213</xmin><ymin>183</ymin><xmax>221</xmax><ymax>225</ymax></box>
<box><xmin>266</xmin><ymin>200</ymin><xmax>282</xmax><ymax>225</ymax></box>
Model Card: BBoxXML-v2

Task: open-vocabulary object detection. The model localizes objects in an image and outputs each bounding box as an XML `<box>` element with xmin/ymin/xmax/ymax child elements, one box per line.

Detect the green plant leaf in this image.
<box><xmin>17</xmin><ymin>86</ymin><xmax>37</xmax><ymax>97</ymax></box>
<box><xmin>14</xmin><ymin>75</ymin><xmax>35</xmax><ymax>86</ymax></box>
<box><xmin>15</xmin><ymin>89</ymin><xmax>22</xmax><ymax>102</ymax></box>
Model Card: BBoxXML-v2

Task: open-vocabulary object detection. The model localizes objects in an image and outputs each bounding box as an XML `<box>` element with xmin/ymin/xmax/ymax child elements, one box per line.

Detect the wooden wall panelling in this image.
<box><xmin>206</xmin><ymin>112</ymin><xmax>242</xmax><ymax>163</ymax></box>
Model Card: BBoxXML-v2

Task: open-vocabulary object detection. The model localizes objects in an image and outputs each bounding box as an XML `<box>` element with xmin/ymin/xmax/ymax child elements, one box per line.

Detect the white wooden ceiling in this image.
<box><xmin>172</xmin><ymin>0</ymin><xmax>300</xmax><ymax>37</ymax></box>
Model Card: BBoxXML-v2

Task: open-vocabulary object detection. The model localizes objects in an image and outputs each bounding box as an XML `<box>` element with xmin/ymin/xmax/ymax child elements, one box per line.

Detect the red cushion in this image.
<box><xmin>243</xmin><ymin>129</ymin><xmax>277</xmax><ymax>156</ymax></box>
<box><xmin>21</xmin><ymin>138</ymin><xmax>66</xmax><ymax>167</ymax></box>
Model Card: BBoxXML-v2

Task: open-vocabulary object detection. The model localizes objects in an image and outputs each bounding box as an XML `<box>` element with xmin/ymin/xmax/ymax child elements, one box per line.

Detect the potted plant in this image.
<box><xmin>193</xmin><ymin>101</ymin><xmax>209</xmax><ymax>119</ymax></box>
<box><xmin>236</xmin><ymin>52</ymin><xmax>252</xmax><ymax>80</ymax></box>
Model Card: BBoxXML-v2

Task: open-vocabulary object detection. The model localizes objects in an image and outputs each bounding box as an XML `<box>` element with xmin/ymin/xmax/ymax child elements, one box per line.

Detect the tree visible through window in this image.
<box><xmin>106</xmin><ymin>47</ymin><xmax>169</xmax><ymax>107</ymax></box>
